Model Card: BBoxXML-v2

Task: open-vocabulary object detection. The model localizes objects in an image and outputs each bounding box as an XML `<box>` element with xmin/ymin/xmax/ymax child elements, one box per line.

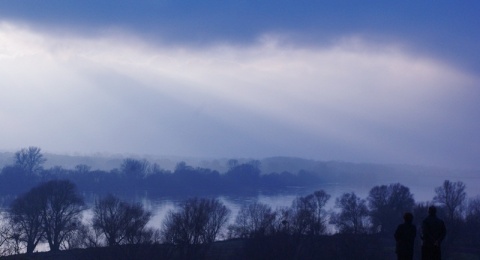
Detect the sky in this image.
<box><xmin>0</xmin><ymin>1</ymin><xmax>479</xmax><ymax>169</ymax></box>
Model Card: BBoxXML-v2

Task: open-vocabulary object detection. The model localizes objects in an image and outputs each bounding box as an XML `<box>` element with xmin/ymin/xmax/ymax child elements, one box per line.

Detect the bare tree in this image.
<box><xmin>368</xmin><ymin>183</ymin><xmax>415</xmax><ymax>235</ymax></box>
<box><xmin>14</xmin><ymin>147</ymin><xmax>46</xmax><ymax>175</ymax></box>
<box><xmin>330</xmin><ymin>192</ymin><xmax>370</xmax><ymax>234</ymax></box>
<box><xmin>37</xmin><ymin>180</ymin><xmax>85</xmax><ymax>251</ymax></box>
<box><xmin>9</xmin><ymin>189</ymin><xmax>45</xmax><ymax>254</ymax></box>
<box><xmin>163</xmin><ymin>198</ymin><xmax>230</xmax><ymax>245</ymax></box>
<box><xmin>60</xmin><ymin>222</ymin><xmax>92</xmax><ymax>250</ymax></box>
<box><xmin>123</xmin><ymin>203</ymin><xmax>154</xmax><ymax>245</ymax></box>
<box><xmin>121</xmin><ymin>158</ymin><xmax>149</xmax><ymax>179</ymax></box>
<box><xmin>6</xmin><ymin>180</ymin><xmax>84</xmax><ymax>252</ymax></box>
<box><xmin>92</xmin><ymin>194</ymin><xmax>152</xmax><ymax>246</ymax></box>
<box><xmin>285</xmin><ymin>190</ymin><xmax>331</xmax><ymax>236</ymax></box>
<box><xmin>433</xmin><ymin>180</ymin><xmax>466</xmax><ymax>223</ymax></box>
<box><xmin>93</xmin><ymin>195</ymin><xmax>126</xmax><ymax>246</ymax></box>
<box><xmin>228</xmin><ymin>202</ymin><xmax>277</xmax><ymax>238</ymax></box>
<box><xmin>0</xmin><ymin>213</ymin><xmax>20</xmax><ymax>256</ymax></box>
<box><xmin>162</xmin><ymin>198</ymin><xmax>230</xmax><ymax>259</ymax></box>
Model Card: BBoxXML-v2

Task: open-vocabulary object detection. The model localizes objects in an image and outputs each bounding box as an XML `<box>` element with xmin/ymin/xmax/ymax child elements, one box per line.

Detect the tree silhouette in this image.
<box><xmin>37</xmin><ymin>180</ymin><xmax>85</xmax><ymax>251</ymax></box>
<box><xmin>93</xmin><ymin>194</ymin><xmax>152</xmax><ymax>246</ymax></box>
<box><xmin>225</xmin><ymin>160</ymin><xmax>261</xmax><ymax>188</ymax></box>
<box><xmin>0</xmin><ymin>213</ymin><xmax>21</xmax><ymax>256</ymax></box>
<box><xmin>14</xmin><ymin>147</ymin><xmax>46</xmax><ymax>175</ymax></box>
<box><xmin>7</xmin><ymin>180</ymin><xmax>85</xmax><ymax>252</ymax></box>
<box><xmin>9</xmin><ymin>189</ymin><xmax>45</xmax><ymax>254</ymax></box>
<box><xmin>330</xmin><ymin>192</ymin><xmax>369</xmax><ymax>234</ymax></box>
<box><xmin>228</xmin><ymin>202</ymin><xmax>277</xmax><ymax>238</ymax></box>
<box><xmin>368</xmin><ymin>183</ymin><xmax>415</xmax><ymax>235</ymax></box>
<box><xmin>163</xmin><ymin>198</ymin><xmax>230</xmax><ymax>245</ymax></box>
<box><xmin>434</xmin><ymin>180</ymin><xmax>466</xmax><ymax>223</ymax></box>
<box><xmin>121</xmin><ymin>158</ymin><xmax>149</xmax><ymax>179</ymax></box>
<box><xmin>162</xmin><ymin>198</ymin><xmax>230</xmax><ymax>259</ymax></box>
<box><xmin>286</xmin><ymin>190</ymin><xmax>331</xmax><ymax>236</ymax></box>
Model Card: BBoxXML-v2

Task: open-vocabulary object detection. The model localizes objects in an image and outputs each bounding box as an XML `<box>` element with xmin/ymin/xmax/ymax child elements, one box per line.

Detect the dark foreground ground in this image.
<box><xmin>3</xmin><ymin>235</ymin><xmax>479</xmax><ymax>260</ymax></box>
<box><xmin>0</xmin><ymin>235</ymin><xmax>393</xmax><ymax>260</ymax></box>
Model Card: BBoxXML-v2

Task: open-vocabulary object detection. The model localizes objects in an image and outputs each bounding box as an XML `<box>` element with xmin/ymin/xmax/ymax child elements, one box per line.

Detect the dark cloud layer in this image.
<box><xmin>1</xmin><ymin>1</ymin><xmax>479</xmax><ymax>72</ymax></box>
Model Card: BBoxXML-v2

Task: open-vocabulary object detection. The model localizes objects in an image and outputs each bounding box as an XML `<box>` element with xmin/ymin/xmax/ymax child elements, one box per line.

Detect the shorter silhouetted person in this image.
<box><xmin>421</xmin><ymin>206</ymin><xmax>446</xmax><ymax>260</ymax></box>
<box><xmin>394</xmin><ymin>212</ymin><xmax>416</xmax><ymax>260</ymax></box>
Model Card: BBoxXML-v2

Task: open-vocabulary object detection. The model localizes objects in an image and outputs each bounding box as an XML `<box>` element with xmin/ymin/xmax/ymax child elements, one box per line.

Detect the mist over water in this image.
<box><xmin>80</xmin><ymin>170</ymin><xmax>480</xmax><ymax>234</ymax></box>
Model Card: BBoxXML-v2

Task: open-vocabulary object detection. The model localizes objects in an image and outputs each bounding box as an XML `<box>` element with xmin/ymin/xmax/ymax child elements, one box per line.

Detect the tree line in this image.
<box><xmin>0</xmin><ymin>178</ymin><xmax>479</xmax><ymax>258</ymax></box>
<box><xmin>0</xmin><ymin>147</ymin><xmax>323</xmax><ymax>199</ymax></box>
<box><xmin>0</xmin><ymin>147</ymin><xmax>479</xmax><ymax>258</ymax></box>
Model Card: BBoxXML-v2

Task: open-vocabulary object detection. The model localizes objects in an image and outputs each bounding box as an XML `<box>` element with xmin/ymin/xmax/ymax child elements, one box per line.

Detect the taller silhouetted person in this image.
<box><xmin>421</xmin><ymin>206</ymin><xmax>446</xmax><ymax>260</ymax></box>
<box><xmin>394</xmin><ymin>212</ymin><xmax>416</xmax><ymax>260</ymax></box>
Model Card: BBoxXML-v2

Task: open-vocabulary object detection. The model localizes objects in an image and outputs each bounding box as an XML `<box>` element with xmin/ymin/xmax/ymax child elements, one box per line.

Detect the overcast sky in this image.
<box><xmin>0</xmin><ymin>1</ymin><xmax>479</xmax><ymax>169</ymax></box>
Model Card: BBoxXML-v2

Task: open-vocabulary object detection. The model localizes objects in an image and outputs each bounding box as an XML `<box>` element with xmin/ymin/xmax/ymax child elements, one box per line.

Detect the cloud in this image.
<box><xmin>0</xmin><ymin>22</ymin><xmax>478</xmax><ymax>168</ymax></box>
<box><xmin>1</xmin><ymin>1</ymin><xmax>479</xmax><ymax>75</ymax></box>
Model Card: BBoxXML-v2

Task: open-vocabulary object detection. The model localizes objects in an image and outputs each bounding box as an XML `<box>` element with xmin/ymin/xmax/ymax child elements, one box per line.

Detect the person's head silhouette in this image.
<box><xmin>428</xmin><ymin>206</ymin><xmax>437</xmax><ymax>216</ymax></box>
<box><xmin>403</xmin><ymin>212</ymin><xmax>413</xmax><ymax>223</ymax></box>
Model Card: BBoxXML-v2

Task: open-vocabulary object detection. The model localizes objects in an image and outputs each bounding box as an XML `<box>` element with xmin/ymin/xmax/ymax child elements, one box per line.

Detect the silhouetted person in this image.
<box><xmin>421</xmin><ymin>206</ymin><xmax>446</xmax><ymax>260</ymax></box>
<box><xmin>394</xmin><ymin>212</ymin><xmax>416</xmax><ymax>260</ymax></box>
